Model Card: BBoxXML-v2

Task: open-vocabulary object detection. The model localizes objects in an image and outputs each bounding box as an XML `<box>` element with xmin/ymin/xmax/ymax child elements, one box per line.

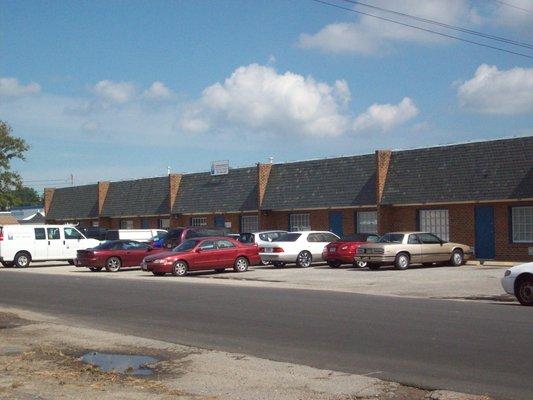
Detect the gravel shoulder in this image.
<box><xmin>0</xmin><ymin>307</ymin><xmax>490</xmax><ymax>400</ymax></box>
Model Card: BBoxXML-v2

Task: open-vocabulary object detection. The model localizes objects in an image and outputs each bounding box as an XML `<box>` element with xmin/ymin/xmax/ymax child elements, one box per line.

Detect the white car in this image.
<box><xmin>259</xmin><ymin>231</ymin><xmax>340</xmax><ymax>268</ymax></box>
<box><xmin>501</xmin><ymin>262</ymin><xmax>533</xmax><ymax>306</ymax></box>
<box><xmin>0</xmin><ymin>224</ymin><xmax>100</xmax><ymax>268</ymax></box>
<box><xmin>238</xmin><ymin>230</ymin><xmax>288</xmax><ymax>265</ymax></box>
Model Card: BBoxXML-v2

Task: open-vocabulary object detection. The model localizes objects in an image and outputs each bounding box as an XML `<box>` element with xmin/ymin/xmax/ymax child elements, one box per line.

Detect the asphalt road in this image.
<box><xmin>0</xmin><ymin>271</ymin><xmax>530</xmax><ymax>399</ymax></box>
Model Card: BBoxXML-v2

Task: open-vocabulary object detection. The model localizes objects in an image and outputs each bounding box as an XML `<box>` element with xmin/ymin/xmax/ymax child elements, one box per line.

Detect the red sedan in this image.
<box><xmin>322</xmin><ymin>233</ymin><xmax>380</xmax><ymax>268</ymax></box>
<box><xmin>76</xmin><ymin>240</ymin><xmax>165</xmax><ymax>272</ymax></box>
<box><xmin>141</xmin><ymin>236</ymin><xmax>261</xmax><ymax>276</ymax></box>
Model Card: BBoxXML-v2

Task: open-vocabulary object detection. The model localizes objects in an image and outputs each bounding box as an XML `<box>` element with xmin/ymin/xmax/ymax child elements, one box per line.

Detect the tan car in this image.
<box><xmin>354</xmin><ymin>232</ymin><xmax>473</xmax><ymax>270</ymax></box>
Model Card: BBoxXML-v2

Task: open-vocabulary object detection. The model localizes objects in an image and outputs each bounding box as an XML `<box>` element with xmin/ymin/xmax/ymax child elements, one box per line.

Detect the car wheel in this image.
<box><xmin>152</xmin><ymin>271</ymin><xmax>166</xmax><ymax>276</ymax></box>
<box><xmin>394</xmin><ymin>253</ymin><xmax>410</xmax><ymax>270</ymax></box>
<box><xmin>355</xmin><ymin>261</ymin><xmax>367</xmax><ymax>268</ymax></box>
<box><xmin>1</xmin><ymin>261</ymin><xmax>14</xmax><ymax>268</ymax></box>
<box><xmin>450</xmin><ymin>250</ymin><xmax>464</xmax><ymax>266</ymax></box>
<box><xmin>234</xmin><ymin>257</ymin><xmax>249</xmax><ymax>272</ymax></box>
<box><xmin>172</xmin><ymin>261</ymin><xmax>188</xmax><ymax>277</ymax></box>
<box><xmin>215</xmin><ymin>268</ymin><xmax>226</xmax><ymax>273</ymax></box>
<box><xmin>261</xmin><ymin>259</ymin><xmax>270</xmax><ymax>266</ymax></box>
<box><xmin>89</xmin><ymin>267</ymin><xmax>102</xmax><ymax>272</ymax></box>
<box><xmin>296</xmin><ymin>251</ymin><xmax>312</xmax><ymax>268</ymax></box>
<box><xmin>14</xmin><ymin>251</ymin><xmax>31</xmax><ymax>268</ymax></box>
<box><xmin>327</xmin><ymin>261</ymin><xmax>341</xmax><ymax>268</ymax></box>
<box><xmin>67</xmin><ymin>259</ymin><xmax>75</xmax><ymax>265</ymax></box>
<box><xmin>367</xmin><ymin>263</ymin><xmax>380</xmax><ymax>270</ymax></box>
<box><xmin>515</xmin><ymin>276</ymin><xmax>533</xmax><ymax>306</ymax></box>
<box><xmin>273</xmin><ymin>261</ymin><xmax>285</xmax><ymax>268</ymax></box>
<box><xmin>105</xmin><ymin>257</ymin><xmax>121</xmax><ymax>272</ymax></box>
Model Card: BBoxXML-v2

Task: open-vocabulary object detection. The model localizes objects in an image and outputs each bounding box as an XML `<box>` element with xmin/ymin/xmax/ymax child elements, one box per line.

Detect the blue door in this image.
<box><xmin>214</xmin><ymin>215</ymin><xmax>225</xmax><ymax>228</ymax></box>
<box><xmin>475</xmin><ymin>205</ymin><xmax>495</xmax><ymax>259</ymax></box>
<box><xmin>329</xmin><ymin>211</ymin><xmax>344</xmax><ymax>237</ymax></box>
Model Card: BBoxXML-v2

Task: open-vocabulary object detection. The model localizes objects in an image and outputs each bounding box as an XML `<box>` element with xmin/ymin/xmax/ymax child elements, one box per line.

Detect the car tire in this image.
<box><xmin>515</xmin><ymin>276</ymin><xmax>533</xmax><ymax>306</ymax></box>
<box><xmin>67</xmin><ymin>260</ymin><xmax>75</xmax><ymax>265</ymax></box>
<box><xmin>14</xmin><ymin>251</ymin><xmax>31</xmax><ymax>268</ymax></box>
<box><xmin>1</xmin><ymin>261</ymin><xmax>14</xmax><ymax>268</ymax></box>
<box><xmin>394</xmin><ymin>253</ymin><xmax>410</xmax><ymax>270</ymax></box>
<box><xmin>355</xmin><ymin>261</ymin><xmax>367</xmax><ymax>268</ymax></box>
<box><xmin>172</xmin><ymin>261</ymin><xmax>188</xmax><ymax>277</ymax></box>
<box><xmin>273</xmin><ymin>261</ymin><xmax>285</xmax><ymax>268</ymax></box>
<box><xmin>152</xmin><ymin>271</ymin><xmax>166</xmax><ymax>276</ymax></box>
<box><xmin>367</xmin><ymin>263</ymin><xmax>380</xmax><ymax>270</ymax></box>
<box><xmin>261</xmin><ymin>259</ymin><xmax>271</xmax><ymax>266</ymax></box>
<box><xmin>327</xmin><ymin>261</ymin><xmax>341</xmax><ymax>268</ymax></box>
<box><xmin>105</xmin><ymin>257</ymin><xmax>121</xmax><ymax>272</ymax></box>
<box><xmin>296</xmin><ymin>251</ymin><xmax>312</xmax><ymax>268</ymax></box>
<box><xmin>450</xmin><ymin>250</ymin><xmax>464</xmax><ymax>266</ymax></box>
<box><xmin>89</xmin><ymin>267</ymin><xmax>102</xmax><ymax>272</ymax></box>
<box><xmin>215</xmin><ymin>268</ymin><xmax>226</xmax><ymax>273</ymax></box>
<box><xmin>234</xmin><ymin>257</ymin><xmax>249</xmax><ymax>272</ymax></box>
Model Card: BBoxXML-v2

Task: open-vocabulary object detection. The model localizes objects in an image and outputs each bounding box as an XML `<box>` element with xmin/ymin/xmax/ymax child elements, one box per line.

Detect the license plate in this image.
<box><xmin>265</xmin><ymin>248</ymin><xmax>273</xmax><ymax>253</ymax></box>
<box><xmin>329</xmin><ymin>247</ymin><xmax>336</xmax><ymax>253</ymax></box>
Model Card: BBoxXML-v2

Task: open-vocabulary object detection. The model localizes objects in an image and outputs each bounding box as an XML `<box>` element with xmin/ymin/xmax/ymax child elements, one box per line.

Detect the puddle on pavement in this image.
<box><xmin>81</xmin><ymin>352</ymin><xmax>157</xmax><ymax>376</ymax></box>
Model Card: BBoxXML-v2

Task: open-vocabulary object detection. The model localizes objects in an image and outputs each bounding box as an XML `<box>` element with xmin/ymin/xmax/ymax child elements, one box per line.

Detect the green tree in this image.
<box><xmin>8</xmin><ymin>186</ymin><xmax>42</xmax><ymax>207</ymax></box>
<box><xmin>0</xmin><ymin>121</ymin><xmax>29</xmax><ymax>210</ymax></box>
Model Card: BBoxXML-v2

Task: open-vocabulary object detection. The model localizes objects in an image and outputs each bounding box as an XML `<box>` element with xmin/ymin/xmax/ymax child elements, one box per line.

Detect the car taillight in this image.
<box><xmin>0</xmin><ymin>229</ymin><xmax>3</xmax><ymax>241</ymax></box>
<box><xmin>259</xmin><ymin>247</ymin><xmax>265</xmax><ymax>252</ymax></box>
<box><xmin>273</xmin><ymin>247</ymin><xmax>284</xmax><ymax>253</ymax></box>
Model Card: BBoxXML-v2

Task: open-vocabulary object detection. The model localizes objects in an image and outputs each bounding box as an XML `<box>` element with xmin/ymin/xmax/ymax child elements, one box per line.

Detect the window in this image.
<box><xmin>92</xmin><ymin>221</ymin><xmax>99</xmax><ymax>227</ymax></box>
<box><xmin>417</xmin><ymin>232</ymin><xmax>442</xmax><ymax>244</ymax></box>
<box><xmin>277</xmin><ymin>233</ymin><xmax>301</xmax><ymax>242</ymax></box>
<box><xmin>419</xmin><ymin>209</ymin><xmax>449</xmax><ymax>241</ymax></box>
<box><xmin>47</xmin><ymin>227</ymin><xmax>60</xmax><ymax>240</ymax></box>
<box><xmin>64</xmin><ymin>227</ymin><xmax>83</xmax><ymax>240</ymax></box>
<box><xmin>306</xmin><ymin>233</ymin><xmax>321</xmax><ymax>242</ymax></box>
<box><xmin>241</xmin><ymin>215</ymin><xmax>259</xmax><ymax>232</ymax></box>
<box><xmin>34</xmin><ymin>228</ymin><xmax>46</xmax><ymax>240</ymax></box>
<box><xmin>217</xmin><ymin>239</ymin><xmax>235</xmax><ymax>249</ymax></box>
<box><xmin>322</xmin><ymin>233</ymin><xmax>339</xmax><ymax>243</ymax></box>
<box><xmin>408</xmin><ymin>234</ymin><xmax>421</xmax><ymax>244</ymax></box>
<box><xmin>120</xmin><ymin>220</ymin><xmax>133</xmax><ymax>229</ymax></box>
<box><xmin>379</xmin><ymin>233</ymin><xmax>404</xmax><ymax>243</ymax></box>
<box><xmin>512</xmin><ymin>206</ymin><xmax>533</xmax><ymax>243</ymax></box>
<box><xmin>158</xmin><ymin>218</ymin><xmax>170</xmax><ymax>229</ymax></box>
<box><xmin>290</xmin><ymin>213</ymin><xmax>310</xmax><ymax>231</ymax></box>
<box><xmin>191</xmin><ymin>217</ymin><xmax>207</xmax><ymax>227</ymax></box>
<box><xmin>199</xmin><ymin>240</ymin><xmax>216</xmax><ymax>250</ymax></box>
<box><xmin>125</xmin><ymin>241</ymin><xmax>149</xmax><ymax>250</ymax></box>
<box><xmin>356</xmin><ymin>211</ymin><xmax>377</xmax><ymax>234</ymax></box>
<box><xmin>258</xmin><ymin>231</ymin><xmax>285</xmax><ymax>242</ymax></box>
<box><xmin>140</xmin><ymin>219</ymin><xmax>150</xmax><ymax>229</ymax></box>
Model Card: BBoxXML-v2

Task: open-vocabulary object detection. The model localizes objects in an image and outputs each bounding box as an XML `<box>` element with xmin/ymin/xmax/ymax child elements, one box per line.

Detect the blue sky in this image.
<box><xmin>1</xmin><ymin>0</ymin><xmax>532</xmax><ymax>191</ymax></box>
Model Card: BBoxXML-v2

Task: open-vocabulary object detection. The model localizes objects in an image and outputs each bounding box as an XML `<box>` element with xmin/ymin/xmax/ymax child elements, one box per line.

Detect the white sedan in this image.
<box><xmin>501</xmin><ymin>261</ymin><xmax>533</xmax><ymax>306</ymax></box>
<box><xmin>259</xmin><ymin>231</ymin><xmax>340</xmax><ymax>268</ymax></box>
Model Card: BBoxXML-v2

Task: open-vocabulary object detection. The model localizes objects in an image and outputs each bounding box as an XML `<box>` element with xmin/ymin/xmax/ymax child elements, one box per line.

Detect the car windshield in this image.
<box><xmin>94</xmin><ymin>241</ymin><xmax>119</xmax><ymax>250</ymax></box>
<box><xmin>379</xmin><ymin>233</ymin><xmax>404</xmax><ymax>243</ymax></box>
<box><xmin>276</xmin><ymin>233</ymin><xmax>301</xmax><ymax>242</ymax></box>
<box><xmin>238</xmin><ymin>233</ymin><xmax>254</xmax><ymax>243</ymax></box>
<box><xmin>173</xmin><ymin>239</ymin><xmax>199</xmax><ymax>252</ymax></box>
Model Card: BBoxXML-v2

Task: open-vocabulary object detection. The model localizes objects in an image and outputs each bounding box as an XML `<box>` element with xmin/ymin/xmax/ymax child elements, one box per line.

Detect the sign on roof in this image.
<box><xmin>211</xmin><ymin>160</ymin><xmax>229</xmax><ymax>176</ymax></box>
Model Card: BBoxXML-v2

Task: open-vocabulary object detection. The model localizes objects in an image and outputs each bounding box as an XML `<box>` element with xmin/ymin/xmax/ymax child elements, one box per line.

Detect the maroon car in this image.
<box><xmin>76</xmin><ymin>240</ymin><xmax>165</xmax><ymax>272</ymax></box>
<box><xmin>322</xmin><ymin>233</ymin><xmax>380</xmax><ymax>268</ymax></box>
<box><xmin>142</xmin><ymin>236</ymin><xmax>261</xmax><ymax>276</ymax></box>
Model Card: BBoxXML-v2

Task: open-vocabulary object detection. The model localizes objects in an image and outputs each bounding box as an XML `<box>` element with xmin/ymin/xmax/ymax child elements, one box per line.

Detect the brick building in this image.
<box><xmin>45</xmin><ymin>136</ymin><xmax>533</xmax><ymax>261</ymax></box>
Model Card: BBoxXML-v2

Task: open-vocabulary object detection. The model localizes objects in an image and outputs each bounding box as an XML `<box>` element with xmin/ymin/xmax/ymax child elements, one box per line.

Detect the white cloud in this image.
<box><xmin>457</xmin><ymin>64</ymin><xmax>533</xmax><ymax>115</ymax></box>
<box><xmin>92</xmin><ymin>80</ymin><xmax>136</xmax><ymax>104</ymax></box>
<box><xmin>179</xmin><ymin>64</ymin><xmax>352</xmax><ymax>137</ymax></box>
<box><xmin>353</xmin><ymin>97</ymin><xmax>419</xmax><ymax>132</ymax></box>
<box><xmin>143</xmin><ymin>81</ymin><xmax>173</xmax><ymax>100</ymax></box>
<box><xmin>0</xmin><ymin>77</ymin><xmax>41</xmax><ymax>97</ymax></box>
<box><xmin>299</xmin><ymin>0</ymin><xmax>480</xmax><ymax>54</ymax></box>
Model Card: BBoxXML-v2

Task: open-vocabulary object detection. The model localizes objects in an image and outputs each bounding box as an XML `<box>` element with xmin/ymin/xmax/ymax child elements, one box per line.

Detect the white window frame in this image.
<box><xmin>357</xmin><ymin>211</ymin><xmax>377</xmax><ymax>234</ymax></box>
<box><xmin>191</xmin><ymin>217</ymin><xmax>207</xmax><ymax>227</ymax></box>
<box><xmin>419</xmin><ymin>209</ymin><xmax>449</xmax><ymax>241</ymax></box>
<box><xmin>241</xmin><ymin>215</ymin><xmax>259</xmax><ymax>233</ymax></box>
<box><xmin>120</xmin><ymin>219</ymin><xmax>133</xmax><ymax>229</ymax></box>
<box><xmin>512</xmin><ymin>206</ymin><xmax>533</xmax><ymax>243</ymax></box>
<box><xmin>290</xmin><ymin>213</ymin><xmax>310</xmax><ymax>231</ymax></box>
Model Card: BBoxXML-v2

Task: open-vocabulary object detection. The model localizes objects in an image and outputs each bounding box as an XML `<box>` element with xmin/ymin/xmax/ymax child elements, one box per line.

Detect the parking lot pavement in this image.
<box><xmin>1</xmin><ymin>261</ymin><xmax>513</xmax><ymax>302</ymax></box>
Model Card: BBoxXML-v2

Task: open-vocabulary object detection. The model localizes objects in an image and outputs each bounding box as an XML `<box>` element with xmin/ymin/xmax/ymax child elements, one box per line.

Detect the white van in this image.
<box><xmin>105</xmin><ymin>229</ymin><xmax>167</xmax><ymax>242</ymax></box>
<box><xmin>0</xmin><ymin>224</ymin><xmax>100</xmax><ymax>268</ymax></box>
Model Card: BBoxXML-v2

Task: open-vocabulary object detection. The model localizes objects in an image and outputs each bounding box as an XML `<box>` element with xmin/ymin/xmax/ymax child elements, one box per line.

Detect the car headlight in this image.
<box><xmin>504</xmin><ymin>270</ymin><xmax>511</xmax><ymax>277</ymax></box>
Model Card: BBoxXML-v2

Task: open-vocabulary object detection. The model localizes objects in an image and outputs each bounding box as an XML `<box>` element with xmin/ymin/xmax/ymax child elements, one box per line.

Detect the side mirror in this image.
<box><xmin>195</xmin><ymin>247</ymin><xmax>202</xmax><ymax>253</ymax></box>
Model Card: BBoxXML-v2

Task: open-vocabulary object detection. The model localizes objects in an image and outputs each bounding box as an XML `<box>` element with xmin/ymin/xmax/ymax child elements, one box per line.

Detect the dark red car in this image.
<box><xmin>141</xmin><ymin>236</ymin><xmax>261</xmax><ymax>276</ymax></box>
<box><xmin>76</xmin><ymin>240</ymin><xmax>165</xmax><ymax>272</ymax></box>
<box><xmin>322</xmin><ymin>233</ymin><xmax>380</xmax><ymax>268</ymax></box>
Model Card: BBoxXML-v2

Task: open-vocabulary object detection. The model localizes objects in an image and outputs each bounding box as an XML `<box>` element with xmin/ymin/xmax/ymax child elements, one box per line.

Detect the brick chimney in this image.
<box><xmin>257</xmin><ymin>163</ymin><xmax>272</xmax><ymax>209</ymax></box>
<box><xmin>97</xmin><ymin>181</ymin><xmax>110</xmax><ymax>215</ymax></box>
<box><xmin>375</xmin><ymin>150</ymin><xmax>392</xmax><ymax>234</ymax></box>
<box><xmin>43</xmin><ymin>188</ymin><xmax>55</xmax><ymax>216</ymax></box>
<box><xmin>168</xmin><ymin>173</ymin><xmax>182</xmax><ymax>214</ymax></box>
